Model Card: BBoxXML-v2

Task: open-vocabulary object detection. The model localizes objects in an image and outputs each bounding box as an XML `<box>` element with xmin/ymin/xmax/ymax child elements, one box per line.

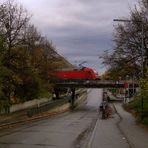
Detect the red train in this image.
<box><xmin>50</xmin><ymin>67</ymin><xmax>100</xmax><ymax>80</ymax></box>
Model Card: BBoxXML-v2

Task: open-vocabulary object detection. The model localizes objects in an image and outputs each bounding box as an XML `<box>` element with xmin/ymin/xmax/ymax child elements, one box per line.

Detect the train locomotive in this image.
<box><xmin>50</xmin><ymin>67</ymin><xmax>100</xmax><ymax>80</ymax></box>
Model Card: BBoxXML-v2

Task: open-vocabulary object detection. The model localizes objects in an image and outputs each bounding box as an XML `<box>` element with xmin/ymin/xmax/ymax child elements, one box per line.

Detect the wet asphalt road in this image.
<box><xmin>0</xmin><ymin>89</ymin><xmax>103</xmax><ymax>148</ymax></box>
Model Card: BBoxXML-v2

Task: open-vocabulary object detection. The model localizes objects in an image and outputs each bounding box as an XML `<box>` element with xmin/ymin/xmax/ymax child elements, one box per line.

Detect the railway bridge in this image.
<box><xmin>51</xmin><ymin>79</ymin><xmax>139</xmax><ymax>109</ymax></box>
<box><xmin>52</xmin><ymin>79</ymin><xmax>139</xmax><ymax>88</ymax></box>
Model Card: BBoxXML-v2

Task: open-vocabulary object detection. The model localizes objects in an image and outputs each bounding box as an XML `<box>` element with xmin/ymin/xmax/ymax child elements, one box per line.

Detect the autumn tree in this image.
<box><xmin>0</xmin><ymin>0</ymin><xmax>30</xmax><ymax>106</ymax></box>
<box><xmin>102</xmin><ymin>0</ymin><xmax>148</xmax><ymax>80</ymax></box>
<box><xmin>0</xmin><ymin>0</ymin><xmax>73</xmax><ymax>112</ymax></box>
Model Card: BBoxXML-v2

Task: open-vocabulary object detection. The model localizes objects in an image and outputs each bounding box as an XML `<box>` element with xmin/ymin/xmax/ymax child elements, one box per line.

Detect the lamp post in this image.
<box><xmin>113</xmin><ymin>18</ymin><xmax>144</xmax><ymax>119</ymax></box>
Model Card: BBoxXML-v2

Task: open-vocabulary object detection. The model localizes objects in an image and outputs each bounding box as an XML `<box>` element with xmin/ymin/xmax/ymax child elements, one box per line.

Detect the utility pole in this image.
<box><xmin>113</xmin><ymin>19</ymin><xmax>144</xmax><ymax>119</ymax></box>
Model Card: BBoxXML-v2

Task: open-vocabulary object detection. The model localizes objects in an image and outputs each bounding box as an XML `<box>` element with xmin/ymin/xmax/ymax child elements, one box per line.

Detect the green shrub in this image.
<box><xmin>128</xmin><ymin>97</ymin><xmax>141</xmax><ymax>113</ymax></box>
<box><xmin>142</xmin><ymin>117</ymin><xmax>148</xmax><ymax>126</ymax></box>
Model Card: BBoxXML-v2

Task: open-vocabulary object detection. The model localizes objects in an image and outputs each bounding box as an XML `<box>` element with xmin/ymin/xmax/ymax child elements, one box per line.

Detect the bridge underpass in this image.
<box><xmin>51</xmin><ymin>80</ymin><xmax>139</xmax><ymax>109</ymax></box>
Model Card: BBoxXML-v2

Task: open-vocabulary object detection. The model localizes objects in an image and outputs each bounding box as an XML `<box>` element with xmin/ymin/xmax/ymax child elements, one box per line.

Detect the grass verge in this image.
<box><xmin>125</xmin><ymin>96</ymin><xmax>148</xmax><ymax>127</ymax></box>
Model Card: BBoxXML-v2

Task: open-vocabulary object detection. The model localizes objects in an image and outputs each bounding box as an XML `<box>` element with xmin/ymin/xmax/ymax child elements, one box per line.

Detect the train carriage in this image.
<box><xmin>50</xmin><ymin>67</ymin><xmax>100</xmax><ymax>80</ymax></box>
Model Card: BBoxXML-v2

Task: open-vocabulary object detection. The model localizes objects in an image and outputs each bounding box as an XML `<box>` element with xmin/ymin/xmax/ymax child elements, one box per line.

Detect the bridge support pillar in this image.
<box><xmin>71</xmin><ymin>88</ymin><xmax>76</xmax><ymax>110</ymax></box>
<box><xmin>53</xmin><ymin>88</ymin><xmax>60</xmax><ymax>100</ymax></box>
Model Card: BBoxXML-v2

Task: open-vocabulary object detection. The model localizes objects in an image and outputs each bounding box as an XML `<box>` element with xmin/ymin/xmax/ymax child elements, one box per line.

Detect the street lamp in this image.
<box><xmin>113</xmin><ymin>18</ymin><xmax>144</xmax><ymax>119</ymax></box>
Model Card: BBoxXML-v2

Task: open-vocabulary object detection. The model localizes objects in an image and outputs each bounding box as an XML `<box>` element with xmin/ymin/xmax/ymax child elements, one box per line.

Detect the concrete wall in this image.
<box><xmin>10</xmin><ymin>98</ymin><xmax>51</xmax><ymax>113</ymax></box>
<box><xmin>1</xmin><ymin>89</ymin><xmax>87</xmax><ymax>114</ymax></box>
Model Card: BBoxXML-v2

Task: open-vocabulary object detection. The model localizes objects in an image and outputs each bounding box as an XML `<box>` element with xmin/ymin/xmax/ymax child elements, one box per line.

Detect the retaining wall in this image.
<box><xmin>10</xmin><ymin>98</ymin><xmax>51</xmax><ymax>113</ymax></box>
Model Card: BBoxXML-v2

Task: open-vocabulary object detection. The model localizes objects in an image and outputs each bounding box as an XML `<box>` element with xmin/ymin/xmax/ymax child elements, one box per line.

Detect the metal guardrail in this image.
<box><xmin>27</xmin><ymin>97</ymin><xmax>70</xmax><ymax>117</ymax></box>
<box><xmin>27</xmin><ymin>89</ymin><xmax>87</xmax><ymax>117</ymax></box>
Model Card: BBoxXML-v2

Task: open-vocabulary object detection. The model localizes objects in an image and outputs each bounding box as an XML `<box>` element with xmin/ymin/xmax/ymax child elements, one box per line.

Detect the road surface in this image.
<box><xmin>0</xmin><ymin>89</ymin><xmax>102</xmax><ymax>148</ymax></box>
<box><xmin>0</xmin><ymin>89</ymin><xmax>133</xmax><ymax>148</ymax></box>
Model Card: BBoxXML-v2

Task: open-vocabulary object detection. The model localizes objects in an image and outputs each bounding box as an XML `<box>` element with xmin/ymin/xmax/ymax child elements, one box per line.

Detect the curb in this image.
<box><xmin>87</xmin><ymin>119</ymin><xmax>99</xmax><ymax>148</ymax></box>
<box><xmin>113</xmin><ymin>103</ymin><xmax>135</xmax><ymax>148</ymax></box>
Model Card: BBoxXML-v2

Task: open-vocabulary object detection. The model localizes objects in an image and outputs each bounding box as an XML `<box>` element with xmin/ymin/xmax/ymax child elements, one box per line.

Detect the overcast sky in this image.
<box><xmin>16</xmin><ymin>0</ymin><xmax>138</xmax><ymax>74</ymax></box>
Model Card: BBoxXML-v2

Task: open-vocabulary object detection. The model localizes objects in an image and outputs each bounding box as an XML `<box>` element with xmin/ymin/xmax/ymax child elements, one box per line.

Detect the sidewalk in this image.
<box><xmin>107</xmin><ymin>91</ymin><xmax>123</xmax><ymax>101</ymax></box>
<box><xmin>88</xmin><ymin>103</ymin><xmax>148</xmax><ymax>148</ymax></box>
<box><xmin>87</xmin><ymin>104</ymin><xmax>130</xmax><ymax>148</ymax></box>
<box><xmin>114</xmin><ymin>102</ymin><xmax>148</xmax><ymax>148</ymax></box>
